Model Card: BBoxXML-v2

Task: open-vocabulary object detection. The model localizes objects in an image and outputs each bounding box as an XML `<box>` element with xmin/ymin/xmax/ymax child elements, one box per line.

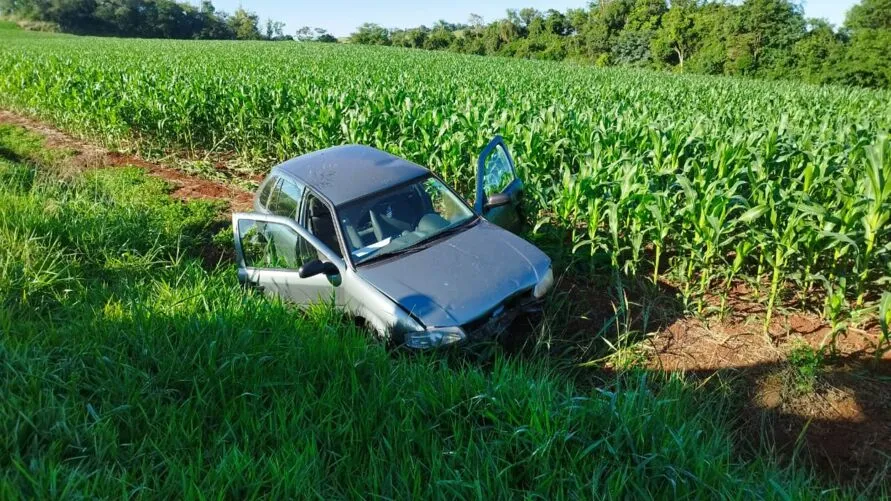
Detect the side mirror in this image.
<box><xmin>298</xmin><ymin>259</ymin><xmax>339</xmax><ymax>279</ymax></box>
<box><xmin>484</xmin><ymin>192</ymin><xmax>511</xmax><ymax>211</ymax></box>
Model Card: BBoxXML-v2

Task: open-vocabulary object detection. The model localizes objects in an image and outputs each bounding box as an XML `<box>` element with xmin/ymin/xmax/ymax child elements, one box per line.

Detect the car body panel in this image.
<box><xmin>355</xmin><ymin>219</ymin><xmax>550</xmax><ymax>328</ymax></box>
<box><xmin>233</xmin><ymin>212</ymin><xmax>423</xmax><ymax>337</ymax></box>
<box><xmin>276</xmin><ymin>145</ymin><xmax>429</xmax><ymax>206</ymax></box>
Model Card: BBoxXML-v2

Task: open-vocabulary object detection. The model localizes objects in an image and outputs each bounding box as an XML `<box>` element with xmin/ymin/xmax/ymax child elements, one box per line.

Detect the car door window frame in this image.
<box><xmin>299</xmin><ymin>186</ymin><xmax>352</xmax><ymax>265</ymax></box>
<box><xmin>232</xmin><ymin>212</ymin><xmax>344</xmax><ymax>274</ymax></box>
<box><xmin>255</xmin><ymin>175</ymin><xmax>279</xmax><ymax>212</ymax></box>
<box><xmin>266</xmin><ymin>176</ymin><xmax>306</xmax><ymax>219</ymax></box>
<box><xmin>475</xmin><ymin>135</ymin><xmax>520</xmax><ymax>213</ymax></box>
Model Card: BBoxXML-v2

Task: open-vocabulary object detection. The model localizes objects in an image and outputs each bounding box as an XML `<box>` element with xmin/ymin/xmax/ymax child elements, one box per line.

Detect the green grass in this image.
<box><xmin>785</xmin><ymin>340</ymin><xmax>824</xmax><ymax>395</ymax></box>
<box><xmin>0</xmin><ymin>125</ymin><xmax>845</xmax><ymax>497</ymax></box>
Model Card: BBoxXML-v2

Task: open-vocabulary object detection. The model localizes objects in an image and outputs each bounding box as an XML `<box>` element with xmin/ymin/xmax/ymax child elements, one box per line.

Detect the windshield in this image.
<box><xmin>338</xmin><ymin>175</ymin><xmax>475</xmax><ymax>265</ymax></box>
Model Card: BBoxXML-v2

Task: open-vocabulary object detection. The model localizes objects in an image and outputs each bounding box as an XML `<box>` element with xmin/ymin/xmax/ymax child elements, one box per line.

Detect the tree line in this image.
<box><xmin>3</xmin><ymin>0</ymin><xmax>889</xmax><ymax>89</ymax></box>
<box><xmin>349</xmin><ymin>0</ymin><xmax>891</xmax><ymax>89</ymax></box>
<box><xmin>0</xmin><ymin>0</ymin><xmax>337</xmax><ymax>42</ymax></box>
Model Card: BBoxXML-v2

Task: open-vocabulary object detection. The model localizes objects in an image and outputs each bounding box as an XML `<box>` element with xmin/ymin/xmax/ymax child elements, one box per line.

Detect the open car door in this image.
<box><xmin>476</xmin><ymin>136</ymin><xmax>524</xmax><ymax>233</ymax></box>
<box><xmin>232</xmin><ymin>212</ymin><xmax>344</xmax><ymax>306</ymax></box>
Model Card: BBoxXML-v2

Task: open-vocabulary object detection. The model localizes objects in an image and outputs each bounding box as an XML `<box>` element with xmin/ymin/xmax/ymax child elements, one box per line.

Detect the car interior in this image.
<box><xmin>343</xmin><ymin>185</ymin><xmax>425</xmax><ymax>245</ymax></box>
<box><xmin>256</xmin><ymin>176</ymin><xmax>466</xmax><ymax>267</ymax></box>
<box><xmin>338</xmin><ymin>181</ymin><xmax>459</xmax><ymax>261</ymax></box>
<box><xmin>305</xmin><ymin>194</ymin><xmax>342</xmax><ymax>259</ymax></box>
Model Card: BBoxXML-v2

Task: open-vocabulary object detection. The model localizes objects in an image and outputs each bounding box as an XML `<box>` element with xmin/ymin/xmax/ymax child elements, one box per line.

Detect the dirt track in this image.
<box><xmin>0</xmin><ymin>110</ymin><xmax>254</xmax><ymax>210</ymax></box>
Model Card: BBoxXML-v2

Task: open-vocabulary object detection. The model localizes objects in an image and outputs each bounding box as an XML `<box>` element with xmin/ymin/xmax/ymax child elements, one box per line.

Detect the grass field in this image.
<box><xmin>0</xmin><ymin>123</ymin><xmax>841</xmax><ymax>498</ymax></box>
<box><xmin>0</xmin><ymin>26</ymin><xmax>890</xmax><ymax>495</ymax></box>
<box><xmin>1</xmin><ymin>28</ymin><xmax>889</xmax><ymax>344</ymax></box>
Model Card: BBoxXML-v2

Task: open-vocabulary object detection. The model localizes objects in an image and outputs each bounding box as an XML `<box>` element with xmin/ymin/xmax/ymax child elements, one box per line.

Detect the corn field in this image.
<box><xmin>1</xmin><ymin>30</ymin><xmax>889</xmax><ymax>331</ymax></box>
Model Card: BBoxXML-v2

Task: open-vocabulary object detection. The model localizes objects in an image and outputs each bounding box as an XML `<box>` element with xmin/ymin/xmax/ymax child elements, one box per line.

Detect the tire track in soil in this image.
<box><xmin>0</xmin><ymin>110</ymin><xmax>254</xmax><ymax>211</ymax></box>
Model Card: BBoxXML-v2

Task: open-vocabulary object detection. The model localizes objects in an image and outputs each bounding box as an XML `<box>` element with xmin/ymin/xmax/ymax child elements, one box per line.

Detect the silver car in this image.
<box><xmin>233</xmin><ymin>136</ymin><xmax>553</xmax><ymax>348</ymax></box>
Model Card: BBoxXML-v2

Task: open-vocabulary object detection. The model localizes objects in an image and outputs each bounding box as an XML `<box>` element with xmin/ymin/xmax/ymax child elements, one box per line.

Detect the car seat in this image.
<box><xmin>308</xmin><ymin>197</ymin><xmax>341</xmax><ymax>258</ymax></box>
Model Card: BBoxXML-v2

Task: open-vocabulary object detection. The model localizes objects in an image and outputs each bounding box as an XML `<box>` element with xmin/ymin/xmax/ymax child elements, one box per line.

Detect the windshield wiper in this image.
<box><xmin>358</xmin><ymin>241</ymin><xmax>427</xmax><ymax>265</ymax></box>
<box><xmin>419</xmin><ymin>216</ymin><xmax>479</xmax><ymax>245</ymax></box>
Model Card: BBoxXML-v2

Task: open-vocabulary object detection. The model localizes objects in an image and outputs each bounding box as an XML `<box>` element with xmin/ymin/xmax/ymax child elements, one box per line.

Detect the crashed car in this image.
<box><xmin>233</xmin><ymin>136</ymin><xmax>553</xmax><ymax>348</ymax></box>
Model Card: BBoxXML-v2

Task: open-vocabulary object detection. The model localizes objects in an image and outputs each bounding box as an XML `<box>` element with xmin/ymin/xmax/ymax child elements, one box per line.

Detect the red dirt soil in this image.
<box><xmin>0</xmin><ymin>110</ymin><xmax>253</xmax><ymax>210</ymax></box>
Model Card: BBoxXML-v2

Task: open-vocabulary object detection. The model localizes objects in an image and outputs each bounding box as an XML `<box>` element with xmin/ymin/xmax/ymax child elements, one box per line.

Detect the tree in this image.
<box><xmin>467</xmin><ymin>13</ymin><xmax>484</xmax><ymax>32</ymax></box>
<box><xmin>612</xmin><ymin>28</ymin><xmax>654</xmax><ymax>65</ymax></box>
<box><xmin>48</xmin><ymin>0</ymin><xmax>101</xmax><ymax>34</ymax></box>
<box><xmin>496</xmin><ymin>18</ymin><xmax>519</xmax><ymax>44</ymax></box>
<box><xmin>651</xmin><ymin>0</ymin><xmax>699</xmax><ymax>70</ymax></box>
<box><xmin>197</xmin><ymin>1</ymin><xmax>235</xmax><ymax>40</ymax></box>
<box><xmin>543</xmin><ymin>9</ymin><xmax>570</xmax><ymax>36</ymax></box>
<box><xmin>625</xmin><ymin>0</ymin><xmax>666</xmax><ymax>32</ymax></box>
<box><xmin>790</xmin><ymin>18</ymin><xmax>844</xmax><ymax>84</ymax></box>
<box><xmin>734</xmin><ymin>0</ymin><xmax>806</xmax><ymax>73</ymax></box>
<box><xmin>839</xmin><ymin>0</ymin><xmax>891</xmax><ymax>87</ymax></box>
<box><xmin>264</xmin><ymin>18</ymin><xmax>285</xmax><ymax>40</ymax></box>
<box><xmin>424</xmin><ymin>25</ymin><xmax>454</xmax><ymax>50</ymax></box>
<box><xmin>228</xmin><ymin>7</ymin><xmax>261</xmax><ymax>40</ymax></box>
<box><xmin>391</xmin><ymin>26</ymin><xmax>428</xmax><ymax>48</ymax></box>
<box><xmin>0</xmin><ymin>0</ymin><xmax>291</xmax><ymax>41</ymax></box>
<box><xmin>845</xmin><ymin>0</ymin><xmax>891</xmax><ymax>30</ymax></box>
<box><xmin>349</xmin><ymin>23</ymin><xmax>390</xmax><ymax>45</ymax></box>
<box><xmin>295</xmin><ymin>25</ymin><xmax>313</xmax><ymax>41</ymax></box>
<box><xmin>518</xmin><ymin>7</ymin><xmax>541</xmax><ymax>31</ymax></box>
<box><xmin>839</xmin><ymin>28</ymin><xmax>891</xmax><ymax>87</ymax></box>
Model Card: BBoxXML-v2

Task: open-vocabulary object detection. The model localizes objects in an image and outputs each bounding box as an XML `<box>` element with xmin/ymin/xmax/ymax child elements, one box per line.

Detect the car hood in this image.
<box><xmin>355</xmin><ymin>220</ymin><xmax>551</xmax><ymax>327</ymax></box>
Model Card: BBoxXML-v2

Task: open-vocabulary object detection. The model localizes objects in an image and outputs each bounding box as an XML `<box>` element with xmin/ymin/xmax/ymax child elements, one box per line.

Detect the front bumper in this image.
<box><xmin>402</xmin><ymin>295</ymin><xmax>543</xmax><ymax>349</ymax></box>
<box><xmin>463</xmin><ymin>294</ymin><xmax>544</xmax><ymax>342</ymax></box>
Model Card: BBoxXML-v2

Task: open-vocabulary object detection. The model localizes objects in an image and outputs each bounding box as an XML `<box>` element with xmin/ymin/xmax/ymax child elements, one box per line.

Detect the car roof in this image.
<box><xmin>272</xmin><ymin>145</ymin><xmax>430</xmax><ymax>206</ymax></box>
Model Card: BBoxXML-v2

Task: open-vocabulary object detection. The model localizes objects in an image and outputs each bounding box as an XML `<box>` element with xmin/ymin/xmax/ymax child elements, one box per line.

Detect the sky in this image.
<box><xmin>207</xmin><ymin>1</ymin><xmax>860</xmax><ymax>38</ymax></box>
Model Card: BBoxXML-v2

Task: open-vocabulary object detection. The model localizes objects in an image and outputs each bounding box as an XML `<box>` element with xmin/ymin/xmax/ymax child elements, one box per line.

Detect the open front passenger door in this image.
<box><xmin>476</xmin><ymin>136</ymin><xmax>524</xmax><ymax>233</ymax></box>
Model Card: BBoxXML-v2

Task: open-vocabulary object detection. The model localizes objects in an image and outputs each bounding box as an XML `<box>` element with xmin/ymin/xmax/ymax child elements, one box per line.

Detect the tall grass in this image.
<box><xmin>0</xmin><ymin>127</ymin><xmax>838</xmax><ymax>497</ymax></box>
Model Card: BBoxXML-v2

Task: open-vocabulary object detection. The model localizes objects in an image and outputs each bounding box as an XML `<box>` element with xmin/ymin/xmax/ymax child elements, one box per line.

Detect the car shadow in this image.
<box><xmin>591</xmin><ymin>358</ymin><xmax>891</xmax><ymax>489</ymax></box>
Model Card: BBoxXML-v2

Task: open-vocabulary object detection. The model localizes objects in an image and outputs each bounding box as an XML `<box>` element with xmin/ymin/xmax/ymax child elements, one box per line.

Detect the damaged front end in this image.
<box><xmin>404</xmin><ymin>286</ymin><xmax>546</xmax><ymax>349</ymax></box>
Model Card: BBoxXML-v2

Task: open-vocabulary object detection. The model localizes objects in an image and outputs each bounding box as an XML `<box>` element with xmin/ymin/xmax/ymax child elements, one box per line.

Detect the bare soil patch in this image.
<box><xmin>648</xmin><ymin>297</ymin><xmax>890</xmax><ymax>484</ymax></box>
<box><xmin>539</xmin><ymin>271</ymin><xmax>889</xmax><ymax>484</ymax></box>
<box><xmin>0</xmin><ymin>110</ymin><xmax>253</xmax><ymax>210</ymax></box>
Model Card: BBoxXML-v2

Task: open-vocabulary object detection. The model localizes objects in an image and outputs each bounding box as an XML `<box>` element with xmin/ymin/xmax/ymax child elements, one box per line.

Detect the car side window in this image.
<box><xmin>255</xmin><ymin>176</ymin><xmax>278</xmax><ymax>210</ymax></box>
<box><xmin>482</xmin><ymin>145</ymin><xmax>516</xmax><ymax>197</ymax></box>
<box><xmin>267</xmin><ymin>178</ymin><xmax>305</xmax><ymax>218</ymax></box>
<box><xmin>237</xmin><ymin>219</ymin><xmax>317</xmax><ymax>269</ymax></box>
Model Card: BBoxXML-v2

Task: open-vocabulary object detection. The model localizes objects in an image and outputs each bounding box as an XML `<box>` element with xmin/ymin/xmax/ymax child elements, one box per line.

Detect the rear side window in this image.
<box><xmin>267</xmin><ymin>178</ymin><xmax>305</xmax><ymax>219</ymax></box>
<box><xmin>255</xmin><ymin>176</ymin><xmax>278</xmax><ymax>210</ymax></box>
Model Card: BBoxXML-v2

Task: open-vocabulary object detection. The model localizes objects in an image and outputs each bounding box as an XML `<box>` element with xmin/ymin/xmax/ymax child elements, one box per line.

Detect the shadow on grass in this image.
<box><xmin>448</xmin><ymin>316</ymin><xmax>891</xmax><ymax>489</ymax></box>
<box><xmin>635</xmin><ymin>358</ymin><xmax>891</xmax><ymax>489</ymax></box>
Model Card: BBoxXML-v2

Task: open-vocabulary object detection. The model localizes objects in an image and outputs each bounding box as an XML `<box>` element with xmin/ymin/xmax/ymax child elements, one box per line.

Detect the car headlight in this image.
<box><xmin>533</xmin><ymin>267</ymin><xmax>554</xmax><ymax>298</ymax></box>
<box><xmin>404</xmin><ymin>326</ymin><xmax>466</xmax><ymax>349</ymax></box>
